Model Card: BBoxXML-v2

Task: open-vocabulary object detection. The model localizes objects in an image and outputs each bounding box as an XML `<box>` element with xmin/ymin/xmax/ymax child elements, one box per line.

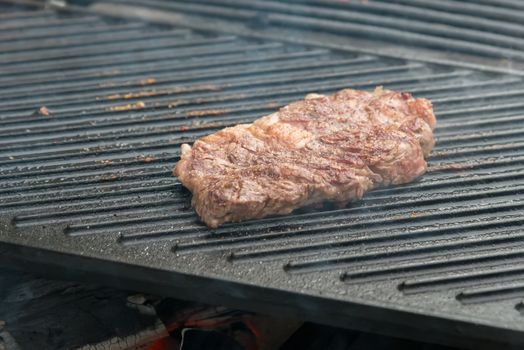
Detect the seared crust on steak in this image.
<box><xmin>174</xmin><ymin>87</ymin><xmax>436</xmax><ymax>228</ymax></box>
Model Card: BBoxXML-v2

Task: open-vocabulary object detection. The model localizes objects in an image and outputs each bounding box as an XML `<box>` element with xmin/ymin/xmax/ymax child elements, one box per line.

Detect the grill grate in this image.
<box><xmin>94</xmin><ymin>0</ymin><xmax>524</xmax><ymax>71</ymax></box>
<box><xmin>2</xmin><ymin>2</ymin><xmax>524</xmax><ymax>349</ymax></box>
<box><xmin>95</xmin><ymin>0</ymin><xmax>524</xmax><ymax>60</ymax></box>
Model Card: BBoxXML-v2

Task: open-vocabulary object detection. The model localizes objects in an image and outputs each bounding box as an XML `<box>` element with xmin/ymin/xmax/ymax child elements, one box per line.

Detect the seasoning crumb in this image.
<box><xmin>138</xmin><ymin>155</ymin><xmax>157</xmax><ymax>163</ymax></box>
<box><xmin>109</xmin><ymin>101</ymin><xmax>146</xmax><ymax>111</ymax></box>
<box><xmin>410</xmin><ymin>212</ymin><xmax>417</xmax><ymax>218</ymax></box>
<box><xmin>106</xmin><ymin>91</ymin><xmax>156</xmax><ymax>100</ymax></box>
<box><xmin>99</xmin><ymin>81</ymin><xmax>116</xmax><ymax>88</ymax></box>
<box><xmin>186</xmin><ymin>108</ymin><xmax>231</xmax><ymax>117</ymax></box>
<box><xmin>428</xmin><ymin>163</ymin><xmax>475</xmax><ymax>172</ymax></box>
<box><xmin>168</xmin><ymin>101</ymin><xmax>184</xmax><ymax>108</ymax></box>
<box><xmin>139</xmin><ymin>78</ymin><xmax>156</xmax><ymax>85</ymax></box>
<box><xmin>35</xmin><ymin>106</ymin><xmax>50</xmax><ymax>116</ymax></box>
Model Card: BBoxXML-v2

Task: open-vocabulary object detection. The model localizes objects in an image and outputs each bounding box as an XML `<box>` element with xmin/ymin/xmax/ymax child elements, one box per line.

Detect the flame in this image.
<box><xmin>146</xmin><ymin>337</ymin><xmax>179</xmax><ymax>350</ymax></box>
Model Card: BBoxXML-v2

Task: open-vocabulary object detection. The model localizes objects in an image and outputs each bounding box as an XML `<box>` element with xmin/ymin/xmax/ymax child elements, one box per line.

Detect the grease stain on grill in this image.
<box><xmin>515</xmin><ymin>301</ymin><xmax>524</xmax><ymax>316</ymax></box>
<box><xmin>98</xmin><ymin>174</ymin><xmax>120</xmax><ymax>182</ymax></box>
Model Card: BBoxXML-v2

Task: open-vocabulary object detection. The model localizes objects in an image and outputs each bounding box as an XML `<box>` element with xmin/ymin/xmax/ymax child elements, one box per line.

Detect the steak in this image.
<box><xmin>174</xmin><ymin>87</ymin><xmax>436</xmax><ymax>228</ymax></box>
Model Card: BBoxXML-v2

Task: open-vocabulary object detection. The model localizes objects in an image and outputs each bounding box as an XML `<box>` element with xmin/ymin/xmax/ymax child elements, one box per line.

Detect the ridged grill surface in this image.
<box><xmin>94</xmin><ymin>0</ymin><xmax>524</xmax><ymax>65</ymax></box>
<box><xmin>1</xmin><ymin>2</ymin><xmax>524</xmax><ymax>349</ymax></box>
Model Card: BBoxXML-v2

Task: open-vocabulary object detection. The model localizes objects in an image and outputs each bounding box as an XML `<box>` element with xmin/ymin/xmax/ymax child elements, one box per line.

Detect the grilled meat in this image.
<box><xmin>174</xmin><ymin>87</ymin><xmax>436</xmax><ymax>228</ymax></box>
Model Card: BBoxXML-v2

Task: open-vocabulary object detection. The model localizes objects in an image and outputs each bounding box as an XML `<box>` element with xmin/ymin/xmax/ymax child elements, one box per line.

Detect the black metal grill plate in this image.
<box><xmin>2</xmin><ymin>2</ymin><xmax>524</xmax><ymax>349</ymax></box>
